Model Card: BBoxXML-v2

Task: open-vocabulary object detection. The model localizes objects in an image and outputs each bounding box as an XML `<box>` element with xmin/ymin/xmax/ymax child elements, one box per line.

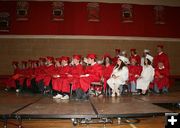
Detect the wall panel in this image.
<box><xmin>0</xmin><ymin>37</ymin><xmax>179</xmax><ymax>75</ymax></box>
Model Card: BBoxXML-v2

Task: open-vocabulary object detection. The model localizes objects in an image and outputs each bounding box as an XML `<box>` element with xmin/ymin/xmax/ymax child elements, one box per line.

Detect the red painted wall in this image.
<box><xmin>0</xmin><ymin>1</ymin><xmax>180</xmax><ymax>37</ymax></box>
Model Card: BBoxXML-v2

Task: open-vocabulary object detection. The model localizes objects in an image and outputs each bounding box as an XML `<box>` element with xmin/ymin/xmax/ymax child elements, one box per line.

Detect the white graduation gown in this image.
<box><xmin>107</xmin><ymin>66</ymin><xmax>129</xmax><ymax>90</ymax></box>
<box><xmin>136</xmin><ymin>65</ymin><xmax>154</xmax><ymax>90</ymax></box>
<box><xmin>141</xmin><ymin>57</ymin><xmax>145</xmax><ymax>66</ymax></box>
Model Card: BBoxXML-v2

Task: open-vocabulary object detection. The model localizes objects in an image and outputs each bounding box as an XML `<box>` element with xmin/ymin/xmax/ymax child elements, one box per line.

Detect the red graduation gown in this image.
<box><xmin>26</xmin><ymin>68</ymin><xmax>34</xmax><ymax>88</ymax></box>
<box><xmin>129</xmin><ymin>55</ymin><xmax>141</xmax><ymax>65</ymax></box>
<box><xmin>102</xmin><ymin>64</ymin><xmax>113</xmax><ymax>90</ymax></box>
<box><xmin>62</xmin><ymin>64</ymin><xmax>84</xmax><ymax>91</ymax></box>
<box><xmin>34</xmin><ymin>65</ymin><xmax>46</xmax><ymax>83</ymax></box>
<box><xmin>17</xmin><ymin>68</ymin><xmax>27</xmax><ymax>86</ymax></box>
<box><xmin>154</xmin><ymin>67</ymin><xmax>170</xmax><ymax>89</ymax></box>
<box><xmin>154</xmin><ymin>52</ymin><xmax>170</xmax><ymax>70</ymax></box>
<box><xmin>128</xmin><ymin>65</ymin><xmax>142</xmax><ymax>82</ymax></box>
<box><xmin>42</xmin><ymin>65</ymin><xmax>56</xmax><ymax>86</ymax></box>
<box><xmin>52</xmin><ymin>65</ymin><xmax>71</xmax><ymax>92</ymax></box>
<box><xmin>4</xmin><ymin>68</ymin><xmax>21</xmax><ymax>88</ymax></box>
<box><xmin>79</xmin><ymin>63</ymin><xmax>103</xmax><ymax>92</ymax></box>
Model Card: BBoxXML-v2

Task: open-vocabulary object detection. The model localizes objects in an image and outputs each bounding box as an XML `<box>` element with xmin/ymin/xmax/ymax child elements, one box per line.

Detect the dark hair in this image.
<box><xmin>14</xmin><ymin>64</ymin><xmax>19</xmax><ymax>68</ymax></box>
<box><xmin>115</xmin><ymin>61</ymin><xmax>126</xmax><ymax>70</ymax></box>
<box><xmin>144</xmin><ymin>59</ymin><xmax>152</xmax><ymax>65</ymax></box>
<box><xmin>102</xmin><ymin>57</ymin><xmax>112</xmax><ymax>66</ymax></box>
<box><xmin>131</xmin><ymin>50</ymin><xmax>137</xmax><ymax>55</ymax></box>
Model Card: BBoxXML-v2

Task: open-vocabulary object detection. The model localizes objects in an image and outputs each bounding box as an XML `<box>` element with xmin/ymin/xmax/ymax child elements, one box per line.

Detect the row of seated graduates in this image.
<box><xmin>4</xmin><ymin>46</ymin><xmax>170</xmax><ymax>99</ymax></box>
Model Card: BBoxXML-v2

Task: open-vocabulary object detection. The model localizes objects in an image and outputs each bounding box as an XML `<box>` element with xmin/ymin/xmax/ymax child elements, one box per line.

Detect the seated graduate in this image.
<box><xmin>4</xmin><ymin>61</ymin><xmax>21</xmax><ymax>91</ymax></box>
<box><xmin>107</xmin><ymin>55</ymin><xmax>129</xmax><ymax>97</ymax></box>
<box><xmin>52</xmin><ymin>56</ymin><xmax>71</xmax><ymax>100</ymax></box>
<box><xmin>128</xmin><ymin>57</ymin><xmax>142</xmax><ymax>94</ymax></box>
<box><xmin>76</xmin><ymin>53</ymin><xmax>102</xmax><ymax>100</ymax></box>
<box><xmin>101</xmin><ymin>53</ymin><xmax>114</xmax><ymax>94</ymax></box>
<box><xmin>15</xmin><ymin>61</ymin><xmax>28</xmax><ymax>93</ymax></box>
<box><xmin>136</xmin><ymin>54</ymin><xmax>154</xmax><ymax>95</ymax></box>
<box><xmin>61</xmin><ymin>55</ymin><xmax>84</xmax><ymax>98</ymax></box>
<box><xmin>153</xmin><ymin>62</ymin><xmax>170</xmax><ymax>94</ymax></box>
<box><xmin>129</xmin><ymin>48</ymin><xmax>141</xmax><ymax>65</ymax></box>
<box><xmin>37</xmin><ymin>56</ymin><xmax>55</xmax><ymax>93</ymax></box>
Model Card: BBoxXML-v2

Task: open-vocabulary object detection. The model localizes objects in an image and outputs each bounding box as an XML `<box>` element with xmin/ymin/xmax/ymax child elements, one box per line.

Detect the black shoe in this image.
<box><xmin>75</xmin><ymin>88</ymin><xmax>84</xmax><ymax>99</ymax></box>
<box><xmin>82</xmin><ymin>93</ymin><xmax>89</xmax><ymax>100</ymax></box>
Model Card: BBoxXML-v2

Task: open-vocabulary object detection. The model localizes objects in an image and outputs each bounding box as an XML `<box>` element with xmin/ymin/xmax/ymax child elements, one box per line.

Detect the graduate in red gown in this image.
<box><xmin>129</xmin><ymin>48</ymin><xmax>141</xmax><ymax>65</ymax></box>
<box><xmin>25</xmin><ymin>60</ymin><xmax>35</xmax><ymax>89</ymax></box>
<box><xmin>14</xmin><ymin>61</ymin><xmax>28</xmax><ymax>92</ymax></box>
<box><xmin>51</xmin><ymin>57</ymin><xmax>62</xmax><ymax>96</ymax></box>
<box><xmin>30</xmin><ymin>60</ymin><xmax>41</xmax><ymax>93</ymax></box>
<box><xmin>52</xmin><ymin>56</ymin><xmax>71</xmax><ymax>100</ymax></box>
<box><xmin>128</xmin><ymin>57</ymin><xmax>142</xmax><ymax>94</ymax></box>
<box><xmin>79</xmin><ymin>54</ymin><xmax>103</xmax><ymax>94</ymax></box>
<box><xmin>154</xmin><ymin>62</ymin><xmax>170</xmax><ymax>94</ymax></box>
<box><xmin>153</xmin><ymin>45</ymin><xmax>170</xmax><ymax>93</ymax></box>
<box><xmin>112</xmin><ymin>49</ymin><xmax>121</xmax><ymax>65</ymax></box>
<box><xmin>153</xmin><ymin>45</ymin><xmax>170</xmax><ymax>71</ymax></box>
<box><xmin>66</xmin><ymin>55</ymin><xmax>84</xmax><ymax>91</ymax></box>
<box><xmin>4</xmin><ymin>61</ymin><xmax>21</xmax><ymax>90</ymax></box>
<box><xmin>101</xmin><ymin>54</ymin><xmax>114</xmax><ymax>92</ymax></box>
<box><xmin>41</xmin><ymin>56</ymin><xmax>56</xmax><ymax>93</ymax></box>
<box><xmin>34</xmin><ymin>57</ymin><xmax>46</xmax><ymax>84</ymax></box>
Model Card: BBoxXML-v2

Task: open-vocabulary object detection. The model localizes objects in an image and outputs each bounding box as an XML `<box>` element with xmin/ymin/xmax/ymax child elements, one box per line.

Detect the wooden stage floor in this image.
<box><xmin>0</xmin><ymin>90</ymin><xmax>180</xmax><ymax>127</ymax></box>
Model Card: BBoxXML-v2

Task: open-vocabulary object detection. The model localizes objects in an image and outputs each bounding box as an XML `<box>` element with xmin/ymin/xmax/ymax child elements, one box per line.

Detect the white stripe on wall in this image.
<box><xmin>0</xmin><ymin>35</ymin><xmax>180</xmax><ymax>42</ymax></box>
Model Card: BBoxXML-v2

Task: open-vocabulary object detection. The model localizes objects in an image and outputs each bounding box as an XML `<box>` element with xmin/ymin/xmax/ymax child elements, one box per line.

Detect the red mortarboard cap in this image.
<box><xmin>28</xmin><ymin>59</ymin><xmax>33</xmax><ymax>64</ymax></box>
<box><xmin>55</xmin><ymin>57</ymin><xmax>62</xmax><ymax>62</ymax></box>
<box><xmin>12</xmin><ymin>61</ymin><xmax>18</xmax><ymax>65</ymax></box>
<box><xmin>39</xmin><ymin>57</ymin><xmax>46</xmax><ymax>62</ymax></box>
<box><xmin>87</xmin><ymin>54</ymin><xmax>96</xmax><ymax>59</ymax></box>
<box><xmin>157</xmin><ymin>45</ymin><xmax>164</xmax><ymax>49</ymax></box>
<box><xmin>130</xmin><ymin>48</ymin><xmax>136</xmax><ymax>52</ymax></box>
<box><xmin>21</xmin><ymin>61</ymin><xmax>27</xmax><ymax>64</ymax></box>
<box><xmin>46</xmin><ymin>56</ymin><xmax>54</xmax><ymax>61</ymax></box>
<box><xmin>115</xmin><ymin>49</ymin><xmax>121</xmax><ymax>53</ymax></box>
<box><xmin>73</xmin><ymin>55</ymin><xmax>81</xmax><ymax>60</ymax></box>
<box><xmin>32</xmin><ymin>60</ymin><xmax>38</xmax><ymax>64</ymax></box>
<box><xmin>61</xmin><ymin>56</ymin><xmax>70</xmax><ymax>61</ymax></box>
<box><xmin>103</xmin><ymin>53</ymin><xmax>111</xmax><ymax>59</ymax></box>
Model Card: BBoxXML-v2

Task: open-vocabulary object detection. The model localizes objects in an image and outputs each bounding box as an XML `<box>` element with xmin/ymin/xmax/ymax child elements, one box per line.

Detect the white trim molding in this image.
<box><xmin>0</xmin><ymin>35</ymin><xmax>180</xmax><ymax>42</ymax></box>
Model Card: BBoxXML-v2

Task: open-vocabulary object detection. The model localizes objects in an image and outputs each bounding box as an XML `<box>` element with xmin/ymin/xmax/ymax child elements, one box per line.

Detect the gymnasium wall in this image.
<box><xmin>0</xmin><ymin>1</ymin><xmax>180</xmax><ymax>76</ymax></box>
<box><xmin>0</xmin><ymin>1</ymin><xmax>180</xmax><ymax>37</ymax></box>
<box><xmin>0</xmin><ymin>37</ymin><xmax>180</xmax><ymax>75</ymax></box>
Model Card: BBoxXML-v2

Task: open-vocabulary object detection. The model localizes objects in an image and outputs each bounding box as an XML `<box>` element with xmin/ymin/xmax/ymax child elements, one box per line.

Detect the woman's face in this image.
<box><xmin>131</xmin><ymin>59</ymin><xmax>136</xmax><ymax>66</ymax></box>
<box><xmin>144</xmin><ymin>58</ymin><xmax>148</xmax><ymax>65</ymax></box>
<box><xmin>62</xmin><ymin>60</ymin><xmax>67</xmax><ymax>66</ymax></box>
<box><xmin>73</xmin><ymin>58</ymin><xmax>79</xmax><ymax>65</ymax></box>
<box><xmin>55</xmin><ymin>60</ymin><xmax>60</xmax><ymax>67</ymax></box>
<box><xmin>13</xmin><ymin>64</ymin><xmax>18</xmax><ymax>69</ymax></box>
<box><xmin>87</xmin><ymin>58</ymin><xmax>92</xmax><ymax>65</ymax></box>
<box><xmin>131</xmin><ymin>51</ymin><xmax>135</xmax><ymax>55</ymax></box>
<box><xmin>39</xmin><ymin>61</ymin><xmax>44</xmax><ymax>66</ymax></box>
<box><xmin>157</xmin><ymin>47</ymin><xmax>162</xmax><ymax>53</ymax></box>
<box><xmin>105</xmin><ymin>57</ymin><xmax>110</xmax><ymax>64</ymax></box>
<box><xmin>117</xmin><ymin>59</ymin><xmax>122</xmax><ymax>65</ymax></box>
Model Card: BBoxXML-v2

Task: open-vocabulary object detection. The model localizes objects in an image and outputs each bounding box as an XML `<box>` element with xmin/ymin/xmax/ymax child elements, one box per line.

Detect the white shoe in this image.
<box><xmin>4</xmin><ymin>88</ymin><xmax>9</xmax><ymax>91</ymax></box>
<box><xmin>53</xmin><ymin>94</ymin><xmax>63</xmax><ymax>99</ymax></box>
<box><xmin>16</xmin><ymin>89</ymin><xmax>20</xmax><ymax>93</ymax></box>
<box><xmin>61</xmin><ymin>95</ymin><xmax>69</xmax><ymax>100</ymax></box>
<box><xmin>111</xmin><ymin>93</ymin><xmax>115</xmax><ymax>97</ymax></box>
<box><xmin>116</xmin><ymin>92</ymin><xmax>120</xmax><ymax>96</ymax></box>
